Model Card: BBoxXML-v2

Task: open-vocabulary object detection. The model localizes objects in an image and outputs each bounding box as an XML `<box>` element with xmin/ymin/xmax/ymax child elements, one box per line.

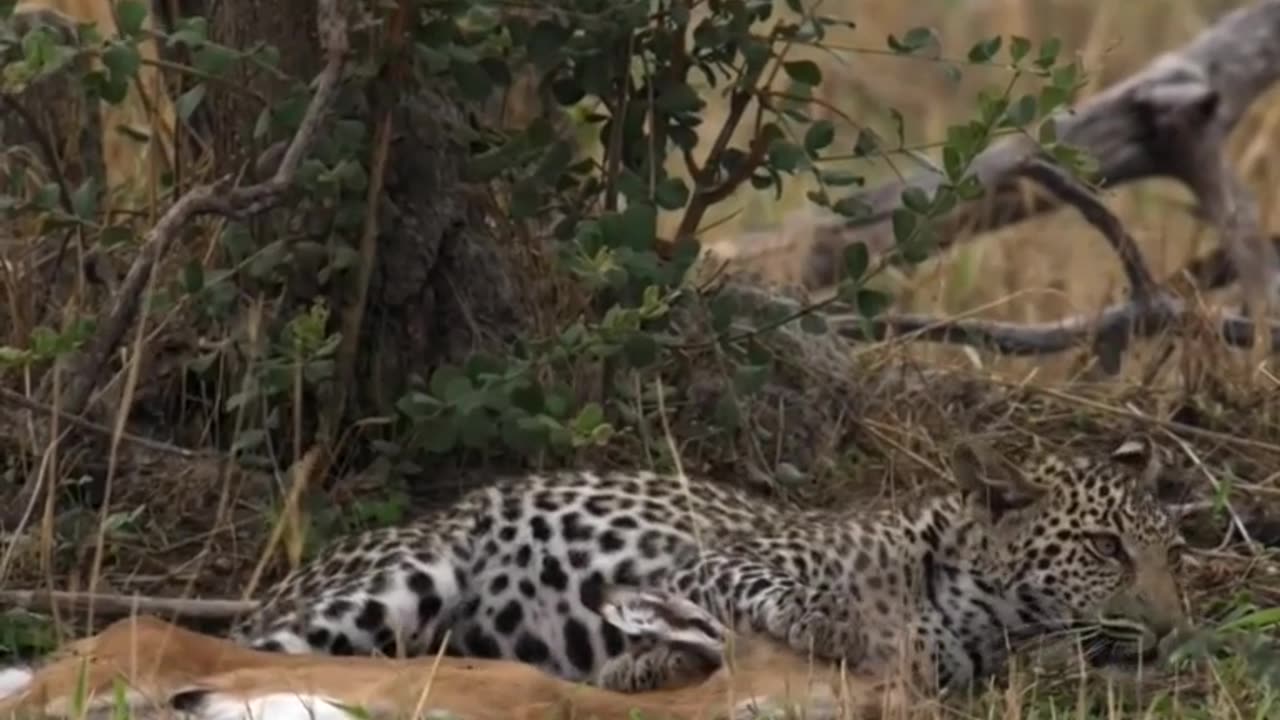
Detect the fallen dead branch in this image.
<box><xmin>822</xmin><ymin>142</ymin><xmax>1280</xmax><ymax>366</ymax></box>
<box><xmin>756</xmin><ymin>0</ymin><xmax>1280</xmax><ymax>362</ymax></box>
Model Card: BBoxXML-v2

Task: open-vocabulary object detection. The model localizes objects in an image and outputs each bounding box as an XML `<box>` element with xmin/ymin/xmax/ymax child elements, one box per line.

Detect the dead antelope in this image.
<box><xmin>0</xmin><ymin>589</ymin><xmax>918</xmax><ymax>720</ymax></box>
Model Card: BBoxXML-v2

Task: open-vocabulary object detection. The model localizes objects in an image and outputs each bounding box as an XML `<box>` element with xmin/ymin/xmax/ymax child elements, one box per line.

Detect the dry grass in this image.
<box><xmin>1</xmin><ymin>1</ymin><xmax>1280</xmax><ymax>719</ymax></box>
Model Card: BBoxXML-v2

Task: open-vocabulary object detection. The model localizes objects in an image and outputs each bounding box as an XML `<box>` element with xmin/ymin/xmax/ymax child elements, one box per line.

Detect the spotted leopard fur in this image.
<box><xmin>232</xmin><ymin>437</ymin><xmax>1188</xmax><ymax>693</ymax></box>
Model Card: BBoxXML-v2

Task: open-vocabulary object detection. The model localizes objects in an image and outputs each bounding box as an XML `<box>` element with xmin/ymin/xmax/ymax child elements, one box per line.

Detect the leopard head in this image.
<box><xmin>953</xmin><ymin>436</ymin><xmax>1190</xmax><ymax>666</ymax></box>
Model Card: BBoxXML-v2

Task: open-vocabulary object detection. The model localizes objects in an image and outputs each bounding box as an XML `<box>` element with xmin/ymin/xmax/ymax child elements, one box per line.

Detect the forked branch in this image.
<box><xmin>829</xmin><ymin>147</ymin><xmax>1280</xmax><ymax>360</ymax></box>
<box><xmin>1016</xmin><ymin>158</ymin><xmax>1158</xmax><ymax>304</ymax></box>
<box><xmin>51</xmin><ymin>0</ymin><xmax>351</xmax><ymax>419</ymax></box>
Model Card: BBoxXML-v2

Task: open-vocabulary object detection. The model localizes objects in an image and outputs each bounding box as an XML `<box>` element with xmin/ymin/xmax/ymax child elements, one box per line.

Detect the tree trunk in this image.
<box><xmin>176</xmin><ymin>0</ymin><xmax>556</xmax><ymax>455</ymax></box>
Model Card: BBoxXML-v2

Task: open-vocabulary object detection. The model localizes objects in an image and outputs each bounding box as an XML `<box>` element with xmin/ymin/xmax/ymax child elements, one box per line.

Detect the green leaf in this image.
<box><xmin>856</xmin><ymin>289</ymin><xmax>893</xmax><ymax>318</ymax></box>
<box><xmin>169</xmin><ymin>16</ymin><xmax>208</xmax><ymax>46</ymax></box>
<box><xmin>70</xmin><ymin>178</ymin><xmax>97</xmax><ymax>220</ymax></box>
<box><xmin>534</xmin><ymin>140</ymin><xmax>573</xmax><ymax>182</ymax></box>
<box><xmin>942</xmin><ymin>146</ymin><xmax>963</xmax><ymax>181</ymax></box>
<box><xmin>842</xmin><ymin>241</ymin><xmax>869</xmax><ymax>281</ymax></box>
<box><xmin>713</xmin><ymin>392</ymin><xmax>741</xmax><ymax>429</ymax></box>
<box><xmin>441</xmin><ymin>375</ymin><xmax>474</xmax><ymax>405</ymax></box>
<box><xmin>656</xmin><ymin>82</ymin><xmax>703</xmax><ymax>113</ymax></box>
<box><xmin>653</xmin><ymin>177</ymin><xmax>689</xmax><ymax>210</ymax></box>
<box><xmin>1039</xmin><ymin>84</ymin><xmax>1070</xmax><ymax>116</ymax></box>
<box><xmin>622</xmin><ymin>332</ymin><xmax>658</xmax><ymax>368</ymax></box>
<box><xmin>819</xmin><ymin>170</ymin><xmax>861</xmax><ymax>187</ymax></box>
<box><xmin>174</xmin><ymin>84</ymin><xmax>206</xmax><ymax>122</ymax></box>
<box><xmin>852</xmin><ymin>129</ymin><xmax>880</xmax><ymax>157</ymax></box>
<box><xmin>428</xmin><ymin>365</ymin><xmax>466</xmax><ymax>399</ymax></box>
<box><xmin>800</xmin><ymin>313</ymin><xmax>827</xmax><ymax>335</ymax></box>
<box><xmin>900</xmin><ymin>187</ymin><xmax>930</xmax><ymax>214</ymax></box>
<box><xmin>457</xmin><ymin>409</ymin><xmax>495</xmax><ymax>449</ymax></box>
<box><xmin>767</xmin><ymin>141</ymin><xmax>804</xmax><ymax>173</ymax></box>
<box><xmin>1038</xmin><ymin>118</ymin><xmax>1058</xmax><ymax>144</ymax></box>
<box><xmin>733</xmin><ymin>363</ymin><xmax>770</xmax><ymax>395</ymax></box>
<box><xmin>503</xmin><ymin>416</ymin><xmax>548</xmax><ymax>453</ymax></box>
<box><xmin>902</xmin><ymin>224</ymin><xmax>939</xmax><ymax>263</ymax></box>
<box><xmin>572</xmin><ymin>402</ymin><xmax>605</xmax><ymax>435</ymax></box>
<box><xmin>803</xmin><ymin>120</ymin><xmax>835</xmax><ymax>154</ymax></box>
<box><xmin>967</xmin><ymin>36</ymin><xmax>1001</xmax><ymax>63</ymax></box>
<box><xmin>832</xmin><ymin>194</ymin><xmax>870</xmax><ymax>219</ymax></box>
<box><xmin>891</xmin><ymin>208</ymin><xmax>917</xmax><ymax>247</ymax></box>
<box><xmin>1036</xmin><ymin>37</ymin><xmax>1062</xmax><ymax>69</ymax></box>
<box><xmin>618</xmin><ymin>203</ymin><xmax>657</xmax><ymax>250</ymax></box>
<box><xmin>102</xmin><ymin>42</ymin><xmax>140</xmax><ymax>82</ymax></box>
<box><xmin>887</xmin><ymin>27</ymin><xmax>937</xmax><ymax>55</ymax></box>
<box><xmin>1004</xmin><ymin>94</ymin><xmax>1037</xmax><ymax>128</ymax></box>
<box><xmin>420</xmin><ymin>418</ymin><xmax>458</xmax><ymax>454</ymax></box>
<box><xmin>192</xmin><ymin>44</ymin><xmax>237</xmax><ymax>77</ymax></box>
<box><xmin>783</xmin><ymin>60</ymin><xmax>822</xmax><ymax>86</ymax></box>
<box><xmin>115</xmin><ymin>0</ymin><xmax>148</xmax><ymax>37</ymax></box>
<box><xmin>451</xmin><ymin>61</ymin><xmax>493</xmax><ymax>101</ymax></box>
<box><xmin>616</xmin><ymin>170</ymin><xmax>648</xmax><ymax>206</ymax></box>
<box><xmin>1009</xmin><ymin>35</ymin><xmax>1031</xmax><ymax>64</ymax></box>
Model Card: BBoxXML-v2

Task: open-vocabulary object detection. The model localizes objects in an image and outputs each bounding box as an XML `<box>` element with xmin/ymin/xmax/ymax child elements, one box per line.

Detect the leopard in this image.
<box><xmin>231</xmin><ymin>435</ymin><xmax>1190</xmax><ymax>695</ymax></box>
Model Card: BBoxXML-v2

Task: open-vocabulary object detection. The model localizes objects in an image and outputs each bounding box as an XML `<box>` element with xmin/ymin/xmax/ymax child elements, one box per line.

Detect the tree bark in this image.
<box><xmin>186</xmin><ymin>0</ymin><xmax>552</xmax><ymax>434</ymax></box>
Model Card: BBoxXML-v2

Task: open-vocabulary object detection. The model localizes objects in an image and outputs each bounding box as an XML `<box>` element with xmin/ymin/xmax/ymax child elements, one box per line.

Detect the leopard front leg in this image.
<box><xmin>665</xmin><ymin>541</ymin><xmax>867</xmax><ymax>665</ymax></box>
<box><xmin>592</xmin><ymin>586</ymin><xmax>728</xmax><ymax>692</ymax></box>
<box><xmin>594</xmin><ymin>644</ymin><xmax>722</xmax><ymax>692</ymax></box>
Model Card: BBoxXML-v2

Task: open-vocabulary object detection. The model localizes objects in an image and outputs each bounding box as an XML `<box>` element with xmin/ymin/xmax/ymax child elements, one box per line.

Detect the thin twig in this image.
<box><xmin>1155</xmin><ymin>427</ymin><xmax>1260</xmax><ymax>555</ymax></box>
<box><xmin>0</xmin><ymin>386</ymin><xmax>212</xmax><ymax>459</ymax></box>
<box><xmin>0</xmin><ymin>590</ymin><xmax>257</xmax><ymax>619</ymax></box>
<box><xmin>56</xmin><ymin>0</ymin><xmax>350</xmax><ymax>420</ymax></box>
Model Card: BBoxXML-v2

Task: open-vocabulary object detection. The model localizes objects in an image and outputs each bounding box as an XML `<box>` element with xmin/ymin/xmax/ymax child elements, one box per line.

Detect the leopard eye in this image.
<box><xmin>1087</xmin><ymin>533</ymin><xmax>1126</xmax><ymax>561</ymax></box>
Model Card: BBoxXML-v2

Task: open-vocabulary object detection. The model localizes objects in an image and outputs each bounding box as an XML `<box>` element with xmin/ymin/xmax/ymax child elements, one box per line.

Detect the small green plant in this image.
<box><xmin>0</xmin><ymin>611</ymin><xmax>56</xmax><ymax>661</ymax></box>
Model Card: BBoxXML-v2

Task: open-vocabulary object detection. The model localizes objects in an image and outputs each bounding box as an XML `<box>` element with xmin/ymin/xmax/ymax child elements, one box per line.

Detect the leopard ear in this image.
<box><xmin>1110</xmin><ymin>434</ymin><xmax>1163</xmax><ymax>494</ymax></box>
<box><xmin>951</xmin><ymin>440</ymin><xmax>1043</xmax><ymax>523</ymax></box>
